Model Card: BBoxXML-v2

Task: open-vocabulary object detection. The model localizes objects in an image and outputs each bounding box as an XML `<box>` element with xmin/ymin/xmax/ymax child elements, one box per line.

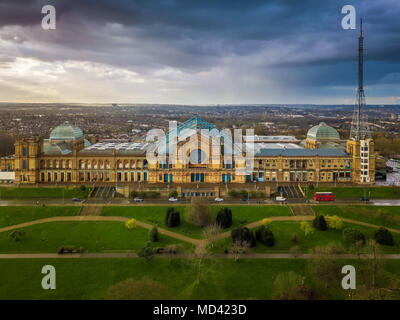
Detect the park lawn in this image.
<box><xmin>2</xmin><ymin>257</ymin><xmax>400</xmax><ymax>300</ymax></box>
<box><xmin>0</xmin><ymin>206</ymin><xmax>80</xmax><ymax>228</ymax></box>
<box><xmin>307</xmin><ymin>186</ymin><xmax>400</xmax><ymax>200</ymax></box>
<box><xmin>313</xmin><ymin>205</ymin><xmax>400</xmax><ymax>231</ymax></box>
<box><xmin>102</xmin><ymin>205</ymin><xmax>291</xmax><ymax>239</ymax></box>
<box><xmin>0</xmin><ymin>221</ymin><xmax>194</xmax><ymax>253</ymax></box>
<box><xmin>0</xmin><ymin>187</ymin><xmax>90</xmax><ymax>199</ymax></box>
<box><xmin>209</xmin><ymin>221</ymin><xmax>400</xmax><ymax>254</ymax></box>
<box><xmin>0</xmin><ymin>258</ymin><xmax>310</xmax><ymax>299</ymax></box>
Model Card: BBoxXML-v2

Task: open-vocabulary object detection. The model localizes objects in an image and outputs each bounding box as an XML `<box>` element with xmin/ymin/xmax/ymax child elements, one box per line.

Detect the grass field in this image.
<box><xmin>313</xmin><ymin>205</ymin><xmax>400</xmax><ymax>230</ymax></box>
<box><xmin>0</xmin><ymin>221</ymin><xmax>194</xmax><ymax>253</ymax></box>
<box><xmin>102</xmin><ymin>205</ymin><xmax>291</xmax><ymax>238</ymax></box>
<box><xmin>306</xmin><ymin>186</ymin><xmax>400</xmax><ymax>200</ymax></box>
<box><xmin>0</xmin><ymin>187</ymin><xmax>90</xmax><ymax>199</ymax></box>
<box><xmin>0</xmin><ymin>206</ymin><xmax>80</xmax><ymax>228</ymax></box>
<box><xmin>209</xmin><ymin>221</ymin><xmax>400</xmax><ymax>254</ymax></box>
<box><xmin>1</xmin><ymin>257</ymin><xmax>400</xmax><ymax>300</ymax></box>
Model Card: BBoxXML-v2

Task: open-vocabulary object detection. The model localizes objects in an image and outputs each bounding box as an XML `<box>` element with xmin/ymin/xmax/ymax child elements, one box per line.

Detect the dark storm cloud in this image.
<box><xmin>0</xmin><ymin>0</ymin><xmax>399</xmax><ymax>103</ymax></box>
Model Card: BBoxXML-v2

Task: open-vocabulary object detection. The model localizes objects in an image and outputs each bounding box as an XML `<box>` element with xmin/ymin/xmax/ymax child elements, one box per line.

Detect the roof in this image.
<box><xmin>256</xmin><ymin>148</ymin><xmax>348</xmax><ymax>157</ymax></box>
<box><xmin>79</xmin><ymin>142</ymin><xmax>148</xmax><ymax>156</ymax></box>
<box><xmin>244</xmin><ymin>135</ymin><xmax>299</xmax><ymax>143</ymax></box>
<box><xmin>50</xmin><ymin>121</ymin><xmax>83</xmax><ymax>141</ymax></box>
<box><xmin>307</xmin><ymin>122</ymin><xmax>340</xmax><ymax>141</ymax></box>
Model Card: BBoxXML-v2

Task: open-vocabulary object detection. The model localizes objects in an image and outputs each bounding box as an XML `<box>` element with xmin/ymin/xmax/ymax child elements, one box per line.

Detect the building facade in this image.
<box><xmin>2</xmin><ymin>116</ymin><xmax>375</xmax><ymax>188</ymax></box>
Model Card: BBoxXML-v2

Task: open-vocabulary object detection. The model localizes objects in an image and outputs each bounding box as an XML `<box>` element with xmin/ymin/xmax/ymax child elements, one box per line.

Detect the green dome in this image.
<box><xmin>50</xmin><ymin>121</ymin><xmax>83</xmax><ymax>140</ymax></box>
<box><xmin>307</xmin><ymin>122</ymin><xmax>340</xmax><ymax>141</ymax></box>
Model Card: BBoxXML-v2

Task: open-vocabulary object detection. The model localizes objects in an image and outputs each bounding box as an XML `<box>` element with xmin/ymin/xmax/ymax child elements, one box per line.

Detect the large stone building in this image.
<box><xmin>1</xmin><ymin>115</ymin><xmax>375</xmax><ymax>194</ymax></box>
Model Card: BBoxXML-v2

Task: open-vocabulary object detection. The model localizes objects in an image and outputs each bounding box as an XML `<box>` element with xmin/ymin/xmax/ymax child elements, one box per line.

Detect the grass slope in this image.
<box><xmin>0</xmin><ymin>221</ymin><xmax>194</xmax><ymax>253</ymax></box>
<box><xmin>0</xmin><ymin>206</ymin><xmax>80</xmax><ymax>228</ymax></box>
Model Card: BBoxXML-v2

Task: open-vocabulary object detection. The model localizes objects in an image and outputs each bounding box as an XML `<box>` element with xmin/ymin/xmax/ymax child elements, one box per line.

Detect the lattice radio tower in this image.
<box><xmin>350</xmin><ymin>19</ymin><xmax>370</xmax><ymax>141</ymax></box>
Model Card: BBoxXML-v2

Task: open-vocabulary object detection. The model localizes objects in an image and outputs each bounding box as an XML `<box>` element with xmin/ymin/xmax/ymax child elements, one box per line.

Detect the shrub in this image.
<box><xmin>138</xmin><ymin>242</ymin><xmax>154</xmax><ymax>261</ymax></box>
<box><xmin>149</xmin><ymin>226</ymin><xmax>159</xmax><ymax>242</ymax></box>
<box><xmin>168</xmin><ymin>190</ymin><xmax>178</xmax><ymax>198</ymax></box>
<box><xmin>292</xmin><ymin>233</ymin><xmax>299</xmax><ymax>244</ymax></box>
<box><xmin>262</xmin><ymin>218</ymin><xmax>271</xmax><ymax>227</ymax></box>
<box><xmin>216</xmin><ymin>207</ymin><xmax>233</xmax><ymax>229</ymax></box>
<box><xmin>9</xmin><ymin>230</ymin><xmax>25</xmax><ymax>242</ymax></box>
<box><xmin>313</xmin><ymin>215</ymin><xmax>327</xmax><ymax>231</ymax></box>
<box><xmin>342</xmin><ymin>228</ymin><xmax>366</xmax><ymax>245</ymax></box>
<box><xmin>228</xmin><ymin>190</ymin><xmax>239</xmax><ymax>198</ymax></box>
<box><xmin>255</xmin><ymin>225</ymin><xmax>275</xmax><ymax>246</ymax></box>
<box><xmin>164</xmin><ymin>207</ymin><xmax>180</xmax><ymax>227</ymax></box>
<box><xmin>231</xmin><ymin>227</ymin><xmax>256</xmax><ymax>247</ymax></box>
<box><xmin>326</xmin><ymin>215</ymin><xmax>343</xmax><ymax>230</ymax></box>
<box><xmin>80</xmin><ymin>185</ymin><xmax>86</xmax><ymax>191</ymax></box>
<box><xmin>130</xmin><ymin>190</ymin><xmax>138</xmax><ymax>198</ymax></box>
<box><xmin>138</xmin><ymin>191</ymin><xmax>147</xmax><ymax>199</ymax></box>
<box><xmin>374</xmin><ymin>228</ymin><xmax>394</xmax><ymax>246</ymax></box>
<box><xmin>300</xmin><ymin>221</ymin><xmax>314</xmax><ymax>236</ymax></box>
<box><xmin>148</xmin><ymin>191</ymin><xmax>160</xmax><ymax>199</ymax></box>
<box><xmin>125</xmin><ymin>218</ymin><xmax>137</xmax><ymax>229</ymax></box>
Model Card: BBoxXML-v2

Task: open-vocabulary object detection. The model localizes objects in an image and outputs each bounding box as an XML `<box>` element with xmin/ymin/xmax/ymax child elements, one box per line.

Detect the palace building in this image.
<box><xmin>1</xmin><ymin>114</ymin><xmax>375</xmax><ymax>190</ymax></box>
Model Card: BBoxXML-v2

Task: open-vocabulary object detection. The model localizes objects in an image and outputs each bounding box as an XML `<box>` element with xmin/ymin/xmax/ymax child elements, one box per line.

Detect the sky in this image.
<box><xmin>0</xmin><ymin>0</ymin><xmax>399</xmax><ymax>105</ymax></box>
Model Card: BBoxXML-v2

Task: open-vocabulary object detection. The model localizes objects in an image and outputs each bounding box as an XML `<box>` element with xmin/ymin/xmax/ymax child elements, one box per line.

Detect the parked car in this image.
<box><xmin>133</xmin><ymin>197</ymin><xmax>144</xmax><ymax>202</ymax></box>
<box><xmin>71</xmin><ymin>198</ymin><xmax>81</xmax><ymax>202</ymax></box>
<box><xmin>214</xmin><ymin>197</ymin><xmax>224</xmax><ymax>202</ymax></box>
<box><xmin>241</xmin><ymin>198</ymin><xmax>248</xmax><ymax>202</ymax></box>
<box><xmin>360</xmin><ymin>196</ymin><xmax>370</xmax><ymax>202</ymax></box>
<box><xmin>168</xmin><ymin>197</ymin><xmax>178</xmax><ymax>202</ymax></box>
<box><xmin>276</xmin><ymin>196</ymin><xmax>286</xmax><ymax>202</ymax></box>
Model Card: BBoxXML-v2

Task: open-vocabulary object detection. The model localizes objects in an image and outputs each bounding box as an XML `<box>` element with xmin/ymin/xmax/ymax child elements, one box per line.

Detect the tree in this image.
<box><xmin>326</xmin><ymin>215</ymin><xmax>343</xmax><ymax>230</ymax></box>
<box><xmin>9</xmin><ymin>230</ymin><xmax>25</xmax><ymax>242</ymax></box>
<box><xmin>125</xmin><ymin>218</ymin><xmax>137</xmax><ymax>229</ymax></box>
<box><xmin>138</xmin><ymin>242</ymin><xmax>154</xmax><ymax>261</ymax></box>
<box><xmin>343</xmin><ymin>228</ymin><xmax>366</xmax><ymax>246</ymax></box>
<box><xmin>231</xmin><ymin>240</ymin><xmax>251</xmax><ymax>262</ymax></box>
<box><xmin>216</xmin><ymin>207</ymin><xmax>232</xmax><ymax>229</ymax></box>
<box><xmin>274</xmin><ymin>271</ymin><xmax>313</xmax><ymax>300</ymax></box>
<box><xmin>374</xmin><ymin>228</ymin><xmax>394</xmax><ymax>246</ymax></box>
<box><xmin>106</xmin><ymin>277</ymin><xmax>168</xmax><ymax>300</ymax></box>
<box><xmin>313</xmin><ymin>215</ymin><xmax>327</xmax><ymax>231</ymax></box>
<box><xmin>255</xmin><ymin>225</ymin><xmax>275</xmax><ymax>246</ymax></box>
<box><xmin>164</xmin><ymin>207</ymin><xmax>180</xmax><ymax>227</ymax></box>
<box><xmin>168</xmin><ymin>190</ymin><xmax>178</xmax><ymax>198</ymax></box>
<box><xmin>188</xmin><ymin>198</ymin><xmax>212</xmax><ymax>227</ymax></box>
<box><xmin>300</xmin><ymin>221</ymin><xmax>313</xmax><ymax>237</ymax></box>
<box><xmin>231</xmin><ymin>227</ymin><xmax>256</xmax><ymax>247</ymax></box>
<box><xmin>309</xmin><ymin>242</ymin><xmax>344</xmax><ymax>288</ymax></box>
<box><xmin>203</xmin><ymin>223</ymin><xmax>221</xmax><ymax>248</ymax></box>
<box><xmin>149</xmin><ymin>226</ymin><xmax>159</xmax><ymax>242</ymax></box>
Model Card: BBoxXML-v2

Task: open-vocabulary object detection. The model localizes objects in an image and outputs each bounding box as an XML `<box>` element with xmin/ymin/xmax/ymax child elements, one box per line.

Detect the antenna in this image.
<box><xmin>349</xmin><ymin>18</ymin><xmax>370</xmax><ymax>141</ymax></box>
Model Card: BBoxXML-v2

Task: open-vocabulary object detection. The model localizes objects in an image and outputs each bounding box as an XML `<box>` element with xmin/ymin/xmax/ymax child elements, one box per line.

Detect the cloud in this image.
<box><xmin>0</xmin><ymin>0</ymin><xmax>399</xmax><ymax>103</ymax></box>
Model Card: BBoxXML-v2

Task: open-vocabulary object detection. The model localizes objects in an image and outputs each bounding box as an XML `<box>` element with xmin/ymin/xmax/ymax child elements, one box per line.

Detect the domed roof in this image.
<box><xmin>307</xmin><ymin>122</ymin><xmax>340</xmax><ymax>141</ymax></box>
<box><xmin>50</xmin><ymin>121</ymin><xmax>83</xmax><ymax>140</ymax></box>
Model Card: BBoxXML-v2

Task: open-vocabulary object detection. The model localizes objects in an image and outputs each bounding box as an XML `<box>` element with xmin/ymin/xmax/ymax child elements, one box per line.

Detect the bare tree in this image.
<box><xmin>188</xmin><ymin>198</ymin><xmax>212</xmax><ymax>227</ymax></box>
<box><xmin>203</xmin><ymin>223</ymin><xmax>221</xmax><ymax>249</ymax></box>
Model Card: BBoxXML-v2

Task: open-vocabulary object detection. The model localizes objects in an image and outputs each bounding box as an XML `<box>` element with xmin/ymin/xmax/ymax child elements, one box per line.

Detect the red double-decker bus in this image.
<box><xmin>314</xmin><ymin>192</ymin><xmax>334</xmax><ymax>201</ymax></box>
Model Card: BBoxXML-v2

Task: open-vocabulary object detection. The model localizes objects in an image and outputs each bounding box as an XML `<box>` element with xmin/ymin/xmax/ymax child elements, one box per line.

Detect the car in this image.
<box><xmin>71</xmin><ymin>198</ymin><xmax>81</xmax><ymax>202</ymax></box>
<box><xmin>360</xmin><ymin>196</ymin><xmax>370</xmax><ymax>202</ymax></box>
<box><xmin>241</xmin><ymin>198</ymin><xmax>248</xmax><ymax>202</ymax></box>
<box><xmin>276</xmin><ymin>196</ymin><xmax>286</xmax><ymax>202</ymax></box>
<box><xmin>214</xmin><ymin>197</ymin><xmax>224</xmax><ymax>202</ymax></box>
<box><xmin>168</xmin><ymin>197</ymin><xmax>178</xmax><ymax>202</ymax></box>
<box><xmin>133</xmin><ymin>197</ymin><xmax>144</xmax><ymax>202</ymax></box>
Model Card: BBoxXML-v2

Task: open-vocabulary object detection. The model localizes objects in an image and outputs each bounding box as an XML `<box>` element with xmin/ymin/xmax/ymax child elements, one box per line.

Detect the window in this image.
<box><xmin>23</xmin><ymin>147</ymin><xmax>28</xmax><ymax>156</ymax></box>
<box><xmin>22</xmin><ymin>160</ymin><xmax>27</xmax><ymax>170</ymax></box>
